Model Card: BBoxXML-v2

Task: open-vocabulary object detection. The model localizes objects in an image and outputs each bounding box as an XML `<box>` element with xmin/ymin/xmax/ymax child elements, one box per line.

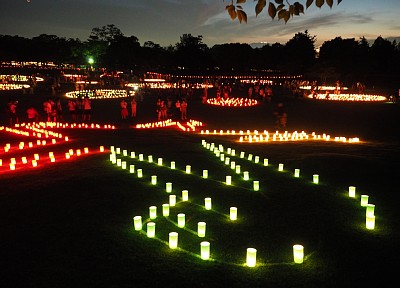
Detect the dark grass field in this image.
<box><xmin>1</xmin><ymin>85</ymin><xmax>399</xmax><ymax>288</ymax></box>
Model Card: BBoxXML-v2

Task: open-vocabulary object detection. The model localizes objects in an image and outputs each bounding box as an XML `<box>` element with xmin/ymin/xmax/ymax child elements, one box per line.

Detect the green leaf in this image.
<box><xmin>316</xmin><ymin>0</ymin><xmax>325</xmax><ymax>8</ymax></box>
<box><xmin>326</xmin><ymin>0</ymin><xmax>333</xmax><ymax>7</ymax></box>
<box><xmin>255</xmin><ymin>0</ymin><xmax>267</xmax><ymax>16</ymax></box>
<box><xmin>306</xmin><ymin>0</ymin><xmax>314</xmax><ymax>8</ymax></box>
<box><xmin>237</xmin><ymin>10</ymin><xmax>248</xmax><ymax>23</ymax></box>
<box><xmin>268</xmin><ymin>3</ymin><xmax>277</xmax><ymax>19</ymax></box>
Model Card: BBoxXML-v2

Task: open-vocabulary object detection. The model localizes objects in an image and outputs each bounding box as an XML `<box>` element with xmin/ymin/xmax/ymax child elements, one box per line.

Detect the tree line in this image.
<box><xmin>0</xmin><ymin>24</ymin><xmax>399</xmax><ymax>88</ymax></box>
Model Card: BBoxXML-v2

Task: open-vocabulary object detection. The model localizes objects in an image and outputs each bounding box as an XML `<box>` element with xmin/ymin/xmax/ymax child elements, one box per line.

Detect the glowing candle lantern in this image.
<box><xmin>100</xmin><ymin>146</ymin><xmax>104</xmax><ymax>152</ymax></box>
<box><xmin>226</xmin><ymin>176</ymin><xmax>232</xmax><ymax>185</ymax></box>
<box><xmin>243</xmin><ymin>171</ymin><xmax>249</xmax><ymax>181</ymax></box>
<box><xmin>149</xmin><ymin>206</ymin><xmax>157</xmax><ymax>219</ymax></box>
<box><xmin>230</xmin><ymin>207</ymin><xmax>237</xmax><ymax>220</ymax></box>
<box><xmin>151</xmin><ymin>175</ymin><xmax>157</xmax><ymax>185</ymax></box>
<box><xmin>235</xmin><ymin>165</ymin><xmax>241</xmax><ymax>174</ymax></box>
<box><xmin>246</xmin><ymin>248</ymin><xmax>257</xmax><ymax>267</ymax></box>
<box><xmin>130</xmin><ymin>151</ymin><xmax>136</xmax><ymax>158</ymax></box>
<box><xmin>117</xmin><ymin>159</ymin><xmax>122</xmax><ymax>167</ymax></box>
<box><xmin>225</xmin><ymin>157</ymin><xmax>230</xmax><ymax>165</ymax></box>
<box><xmin>240</xmin><ymin>152</ymin><xmax>245</xmax><ymax>158</ymax></box>
<box><xmin>177</xmin><ymin>213</ymin><xmax>186</xmax><ymax>228</ymax></box>
<box><xmin>230</xmin><ymin>161</ymin><xmax>236</xmax><ymax>169</ymax></box>
<box><xmin>169</xmin><ymin>195</ymin><xmax>176</xmax><ymax>206</ymax></box>
<box><xmin>200</xmin><ymin>241</ymin><xmax>210</xmax><ymax>260</ymax></box>
<box><xmin>162</xmin><ymin>204</ymin><xmax>170</xmax><ymax>216</ymax></box>
<box><xmin>123</xmin><ymin>149</ymin><xmax>127</xmax><ymax>156</ymax></box>
<box><xmin>29</xmin><ymin>142</ymin><xmax>33</xmax><ymax>148</ymax></box>
<box><xmin>313</xmin><ymin>174</ymin><xmax>319</xmax><ymax>184</ymax></box>
<box><xmin>147</xmin><ymin>222</ymin><xmax>155</xmax><ymax>238</ymax></box>
<box><xmin>21</xmin><ymin>157</ymin><xmax>27</xmax><ymax>164</ymax></box>
<box><xmin>198</xmin><ymin>222</ymin><xmax>206</xmax><ymax>237</ymax></box>
<box><xmin>157</xmin><ymin>158</ymin><xmax>163</xmax><ymax>165</ymax></box>
<box><xmin>10</xmin><ymin>164</ymin><xmax>15</xmax><ymax>170</ymax></box>
<box><xmin>76</xmin><ymin>149</ymin><xmax>81</xmax><ymax>156</ymax></box>
<box><xmin>166</xmin><ymin>182</ymin><xmax>172</xmax><ymax>193</ymax></box>
<box><xmin>148</xmin><ymin>155</ymin><xmax>153</xmax><ymax>163</ymax></box>
<box><xmin>205</xmin><ymin>197</ymin><xmax>212</xmax><ymax>210</ymax></box>
<box><xmin>170</xmin><ymin>161</ymin><xmax>176</xmax><ymax>169</ymax></box>
<box><xmin>69</xmin><ymin>149</ymin><xmax>74</xmax><ymax>155</ymax></box>
<box><xmin>366</xmin><ymin>204</ymin><xmax>375</xmax><ymax>217</ymax></box>
<box><xmin>254</xmin><ymin>156</ymin><xmax>260</xmax><ymax>163</ymax></box>
<box><xmin>133</xmin><ymin>216</ymin><xmax>142</xmax><ymax>231</ymax></box>
<box><xmin>366</xmin><ymin>214</ymin><xmax>375</xmax><ymax>230</ymax></box>
<box><xmin>139</xmin><ymin>154</ymin><xmax>144</xmax><ymax>161</ymax></box>
<box><xmin>129</xmin><ymin>165</ymin><xmax>135</xmax><ymax>173</ymax></box>
<box><xmin>0</xmin><ymin>159</ymin><xmax>2</xmax><ymax>166</ymax></box>
<box><xmin>349</xmin><ymin>186</ymin><xmax>356</xmax><ymax>198</ymax></box>
<box><xmin>220</xmin><ymin>154</ymin><xmax>225</xmax><ymax>162</ymax></box>
<box><xmin>253</xmin><ymin>180</ymin><xmax>259</xmax><ymax>191</ymax></box>
<box><xmin>278</xmin><ymin>163</ymin><xmax>284</xmax><ymax>171</ymax></box>
<box><xmin>182</xmin><ymin>190</ymin><xmax>189</xmax><ymax>201</ymax></box>
<box><xmin>65</xmin><ymin>153</ymin><xmax>70</xmax><ymax>159</ymax></box>
<box><xmin>32</xmin><ymin>160</ymin><xmax>37</xmax><ymax>167</ymax></box>
<box><xmin>169</xmin><ymin>232</ymin><xmax>178</xmax><ymax>249</ymax></box>
<box><xmin>186</xmin><ymin>165</ymin><xmax>191</xmax><ymax>174</ymax></box>
<box><xmin>248</xmin><ymin>154</ymin><xmax>253</xmax><ymax>161</ymax></box>
<box><xmin>293</xmin><ymin>244</ymin><xmax>304</xmax><ymax>264</ymax></box>
<box><xmin>294</xmin><ymin>169</ymin><xmax>300</xmax><ymax>178</ymax></box>
<box><xmin>110</xmin><ymin>146</ymin><xmax>115</xmax><ymax>153</ymax></box>
<box><xmin>231</xmin><ymin>149</ymin><xmax>236</xmax><ymax>156</ymax></box>
<box><xmin>116</xmin><ymin>147</ymin><xmax>121</xmax><ymax>154</ymax></box>
<box><xmin>137</xmin><ymin>169</ymin><xmax>143</xmax><ymax>178</ymax></box>
<box><xmin>121</xmin><ymin>161</ymin><xmax>127</xmax><ymax>170</ymax></box>
<box><xmin>360</xmin><ymin>195</ymin><xmax>369</xmax><ymax>207</ymax></box>
<box><xmin>84</xmin><ymin>147</ymin><xmax>89</xmax><ymax>154</ymax></box>
<box><xmin>202</xmin><ymin>169</ymin><xmax>208</xmax><ymax>178</ymax></box>
<box><xmin>227</xmin><ymin>148</ymin><xmax>231</xmax><ymax>154</ymax></box>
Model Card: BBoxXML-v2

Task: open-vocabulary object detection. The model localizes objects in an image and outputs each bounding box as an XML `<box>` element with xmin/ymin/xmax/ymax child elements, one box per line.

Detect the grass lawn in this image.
<box><xmin>1</xmin><ymin>86</ymin><xmax>399</xmax><ymax>288</ymax></box>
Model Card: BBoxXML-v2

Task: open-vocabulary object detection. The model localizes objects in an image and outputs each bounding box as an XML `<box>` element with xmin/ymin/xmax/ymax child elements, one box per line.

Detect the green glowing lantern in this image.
<box><xmin>246</xmin><ymin>248</ymin><xmax>257</xmax><ymax>267</ymax></box>
<box><xmin>240</xmin><ymin>151</ymin><xmax>245</xmax><ymax>158</ymax></box>
<box><xmin>366</xmin><ymin>204</ymin><xmax>375</xmax><ymax>217</ymax></box>
<box><xmin>166</xmin><ymin>182</ymin><xmax>172</xmax><ymax>193</ymax></box>
<box><xmin>231</xmin><ymin>149</ymin><xmax>236</xmax><ymax>156</ymax></box>
<box><xmin>205</xmin><ymin>197</ymin><xmax>212</xmax><ymax>210</ymax></box>
<box><xmin>121</xmin><ymin>161</ymin><xmax>127</xmax><ymax>169</ymax></box>
<box><xmin>220</xmin><ymin>154</ymin><xmax>225</xmax><ymax>162</ymax></box>
<box><xmin>253</xmin><ymin>180</ymin><xmax>259</xmax><ymax>191</ymax></box>
<box><xmin>109</xmin><ymin>153</ymin><xmax>116</xmax><ymax>162</ymax></box>
<box><xmin>226</xmin><ymin>176</ymin><xmax>232</xmax><ymax>185</ymax></box>
<box><xmin>110</xmin><ymin>146</ymin><xmax>115</xmax><ymax>153</ymax></box>
<box><xmin>263</xmin><ymin>158</ymin><xmax>269</xmax><ymax>166</ymax></box>
<box><xmin>201</xmin><ymin>139</ymin><xmax>206</xmax><ymax>146</ymax></box>
<box><xmin>123</xmin><ymin>149</ymin><xmax>127</xmax><ymax>156</ymax></box>
<box><xmin>157</xmin><ymin>158</ymin><xmax>163</xmax><ymax>165</ymax></box>
<box><xmin>366</xmin><ymin>214</ymin><xmax>375</xmax><ymax>230</ymax></box>
<box><xmin>169</xmin><ymin>232</ymin><xmax>178</xmax><ymax>249</ymax></box>
<box><xmin>248</xmin><ymin>154</ymin><xmax>253</xmax><ymax>161</ymax></box>
<box><xmin>360</xmin><ymin>195</ymin><xmax>369</xmax><ymax>207</ymax></box>
<box><xmin>133</xmin><ymin>216</ymin><xmax>142</xmax><ymax>231</ymax></box>
<box><xmin>137</xmin><ymin>169</ymin><xmax>143</xmax><ymax>178</ymax></box>
<box><xmin>170</xmin><ymin>161</ymin><xmax>176</xmax><ymax>169</ymax></box>
<box><xmin>313</xmin><ymin>174</ymin><xmax>319</xmax><ymax>184</ymax></box>
<box><xmin>202</xmin><ymin>169</ymin><xmax>208</xmax><ymax>178</ymax></box>
<box><xmin>293</xmin><ymin>244</ymin><xmax>304</xmax><ymax>264</ymax></box>
<box><xmin>148</xmin><ymin>155</ymin><xmax>153</xmax><ymax>163</ymax></box>
<box><xmin>162</xmin><ymin>204</ymin><xmax>170</xmax><ymax>216</ymax></box>
<box><xmin>230</xmin><ymin>161</ymin><xmax>236</xmax><ymax>170</ymax></box>
<box><xmin>139</xmin><ymin>154</ymin><xmax>144</xmax><ymax>161</ymax></box>
<box><xmin>149</xmin><ymin>206</ymin><xmax>157</xmax><ymax>219</ymax></box>
<box><xmin>225</xmin><ymin>157</ymin><xmax>230</xmax><ymax>165</ymax></box>
<box><xmin>243</xmin><ymin>171</ymin><xmax>249</xmax><ymax>181</ymax></box>
<box><xmin>349</xmin><ymin>186</ymin><xmax>356</xmax><ymax>198</ymax></box>
<box><xmin>169</xmin><ymin>195</ymin><xmax>176</xmax><ymax>206</ymax></box>
<box><xmin>230</xmin><ymin>207</ymin><xmax>237</xmax><ymax>220</ymax></box>
<box><xmin>117</xmin><ymin>159</ymin><xmax>122</xmax><ymax>167</ymax></box>
<box><xmin>219</xmin><ymin>144</ymin><xmax>224</xmax><ymax>152</ymax></box>
<box><xmin>116</xmin><ymin>147</ymin><xmax>121</xmax><ymax>154</ymax></box>
<box><xmin>147</xmin><ymin>222</ymin><xmax>155</xmax><ymax>238</ymax></box>
<box><xmin>254</xmin><ymin>156</ymin><xmax>260</xmax><ymax>163</ymax></box>
<box><xmin>206</xmin><ymin>143</ymin><xmax>210</xmax><ymax>149</ymax></box>
<box><xmin>227</xmin><ymin>148</ymin><xmax>231</xmax><ymax>154</ymax></box>
<box><xmin>129</xmin><ymin>164</ymin><xmax>135</xmax><ymax>173</ymax></box>
<box><xmin>198</xmin><ymin>222</ymin><xmax>206</xmax><ymax>237</ymax></box>
<box><xmin>278</xmin><ymin>163</ymin><xmax>284</xmax><ymax>171</ymax></box>
<box><xmin>177</xmin><ymin>213</ymin><xmax>186</xmax><ymax>228</ymax></box>
<box><xmin>235</xmin><ymin>165</ymin><xmax>241</xmax><ymax>174</ymax></box>
<box><xmin>294</xmin><ymin>169</ymin><xmax>300</xmax><ymax>178</ymax></box>
<box><xmin>186</xmin><ymin>165</ymin><xmax>191</xmax><ymax>174</ymax></box>
<box><xmin>151</xmin><ymin>175</ymin><xmax>157</xmax><ymax>185</ymax></box>
<box><xmin>200</xmin><ymin>241</ymin><xmax>210</xmax><ymax>260</ymax></box>
<box><xmin>130</xmin><ymin>151</ymin><xmax>136</xmax><ymax>158</ymax></box>
<box><xmin>182</xmin><ymin>190</ymin><xmax>189</xmax><ymax>201</ymax></box>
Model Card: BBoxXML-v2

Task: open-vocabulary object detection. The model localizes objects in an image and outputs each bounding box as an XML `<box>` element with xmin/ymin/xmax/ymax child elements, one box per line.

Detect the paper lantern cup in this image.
<box><xmin>294</xmin><ymin>169</ymin><xmax>300</xmax><ymax>178</ymax></box>
<box><xmin>198</xmin><ymin>222</ymin><xmax>206</xmax><ymax>237</ymax></box>
<box><xmin>248</xmin><ymin>154</ymin><xmax>253</xmax><ymax>161</ymax></box>
<box><xmin>366</xmin><ymin>214</ymin><xmax>375</xmax><ymax>230</ymax></box>
<box><xmin>149</xmin><ymin>206</ymin><xmax>157</xmax><ymax>219</ymax></box>
<box><xmin>166</xmin><ymin>182</ymin><xmax>172</xmax><ymax>193</ymax></box>
<box><xmin>293</xmin><ymin>244</ymin><xmax>304</xmax><ymax>264</ymax></box>
<box><xmin>278</xmin><ymin>163</ymin><xmax>284</xmax><ymax>171</ymax></box>
<box><xmin>263</xmin><ymin>158</ymin><xmax>269</xmax><ymax>166</ymax></box>
<box><xmin>246</xmin><ymin>248</ymin><xmax>257</xmax><ymax>267</ymax></box>
<box><xmin>139</xmin><ymin>154</ymin><xmax>144</xmax><ymax>161</ymax></box>
<box><xmin>360</xmin><ymin>195</ymin><xmax>369</xmax><ymax>207</ymax></box>
<box><xmin>121</xmin><ymin>161</ymin><xmax>127</xmax><ymax>169</ymax></box>
<box><xmin>253</xmin><ymin>180</ymin><xmax>259</xmax><ymax>191</ymax></box>
<box><xmin>230</xmin><ymin>161</ymin><xmax>236</xmax><ymax>169</ymax></box>
<box><xmin>116</xmin><ymin>147</ymin><xmax>121</xmax><ymax>154</ymax></box>
<box><xmin>240</xmin><ymin>152</ymin><xmax>245</xmax><ymax>158</ymax></box>
<box><xmin>182</xmin><ymin>190</ymin><xmax>189</xmax><ymax>201</ymax></box>
<box><xmin>205</xmin><ymin>197</ymin><xmax>212</xmax><ymax>210</ymax></box>
<box><xmin>349</xmin><ymin>186</ymin><xmax>356</xmax><ymax>198</ymax></box>
<box><xmin>122</xmin><ymin>149</ymin><xmax>127</xmax><ymax>156</ymax></box>
<box><xmin>200</xmin><ymin>241</ymin><xmax>210</xmax><ymax>260</ymax></box>
<box><xmin>230</xmin><ymin>207</ymin><xmax>237</xmax><ymax>221</ymax></box>
<box><xmin>129</xmin><ymin>165</ymin><xmax>135</xmax><ymax>173</ymax></box>
<box><xmin>151</xmin><ymin>175</ymin><xmax>157</xmax><ymax>185</ymax></box>
<box><xmin>226</xmin><ymin>176</ymin><xmax>232</xmax><ymax>185</ymax></box>
<box><xmin>254</xmin><ymin>156</ymin><xmax>260</xmax><ymax>163</ymax></box>
<box><xmin>147</xmin><ymin>222</ymin><xmax>155</xmax><ymax>238</ymax></box>
<box><xmin>170</xmin><ymin>161</ymin><xmax>176</xmax><ymax>169</ymax></box>
<box><xmin>366</xmin><ymin>204</ymin><xmax>375</xmax><ymax>217</ymax></box>
<box><xmin>202</xmin><ymin>170</ymin><xmax>208</xmax><ymax>179</ymax></box>
<box><xmin>133</xmin><ymin>216</ymin><xmax>142</xmax><ymax>231</ymax></box>
<box><xmin>169</xmin><ymin>195</ymin><xmax>176</xmax><ymax>207</ymax></box>
<box><xmin>313</xmin><ymin>174</ymin><xmax>319</xmax><ymax>184</ymax></box>
<box><xmin>185</xmin><ymin>165</ymin><xmax>191</xmax><ymax>174</ymax></box>
<box><xmin>177</xmin><ymin>213</ymin><xmax>186</xmax><ymax>228</ymax></box>
<box><xmin>130</xmin><ymin>151</ymin><xmax>136</xmax><ymax>158</ymax></box>
<box><xmin>137</xmin><ymin>169</ymin><xmax>143</xmax><ymax>178</ymax></box>
<box><xmin>117</xmin><ymin>159</ymin><xmax>122</xmax><ymax>166</ymax></box>
<box><xmin>148</xmin><ymin>155</ymin><xmax>153</xmax><ymax>163</ymax></box>
<box><xmin>169</xmin><ymin>232</ymin><xmax>178</xmax><ymax>249</ymax></box>
<box><xmin>235</xmin><ymin>165</ymin><xmax>241</xmax><ymax>174</ymax></box>
<box><xmin>162</xmin><ymin>204</ymin><xmax>170</xmax><ymax>217</ymax></box>
<box><xmin>243</xmin><ymin>171</ymin><xmax>249</xmax><ymax>181</ymax></box>
<box><xmin>157</xmin><ymin>158</ymin><xmax>163</xmax><ymax>165</ymax></box>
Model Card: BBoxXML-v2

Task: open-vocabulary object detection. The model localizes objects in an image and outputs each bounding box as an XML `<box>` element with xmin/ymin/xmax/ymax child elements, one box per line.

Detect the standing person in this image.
<box><xmin>55</xmin><ymin>97</ymin><xmax>63</xmax><ymax>122</ymax></box>
<box><xmin>160</xmin><ymin>100</ymin><xmax>167</xmax><ymax>120</ymax></box>
<box><xmin>130</xmin><ymin>97</ymin><xmax>137</xmax><ymax>118</ymax></box>
<box><xmin>75</xmin><ymin>96</ymin><xmax>83</xmax><ymax>121</ymax></box>
<box><xmin>43</xmin><ymin>98</ymin><xmax>53</xmax><ymax>122</ymax></box>
<box><xmin>156</xmin><ymin>98</ymin><xmax>162</xmax><ymax>120</ymax></box>
<box><xmin>8</xmin><ymin>99</ymin><xmax>19</xmax><ymax>126</ymax></box>
<box><xmin>174</xmin><ymin>99</ymin><xmax>181</xmax><ymax>120</ymax></box>
<box><xmin>82</xmin><ymin>96</ymin><xmax>92</xmax><ymax>122</ymax></box>
<box><xmin>180</xmin><ymin>99</ymin><xmax>187</xmax><ymax>120</ymax></box>
<box><xmin>67</xmin><ymin>99</ymin><xmax>77</xmax><ymax>122</ymax></box>
<box><xmin>273</xmin><ymin>103</ymin><xmax>287</xmax><ymax>129</ymax></box>
<box><xmin>120</xmin><ymin>98</ymin><xmax>128</xmax><ymax>120</ymax></box>
<box><xmin>26</xmin><ymin>106</ymin><xmax>40</xmax><ymax>123</ymax></box>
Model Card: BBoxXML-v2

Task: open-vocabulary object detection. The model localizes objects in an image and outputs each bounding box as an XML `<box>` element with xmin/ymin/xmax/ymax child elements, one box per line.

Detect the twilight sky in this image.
<box><xmin>1</xmin><ymin>0</ymin><xmax>399</xmax><ymax>47</ymax></box>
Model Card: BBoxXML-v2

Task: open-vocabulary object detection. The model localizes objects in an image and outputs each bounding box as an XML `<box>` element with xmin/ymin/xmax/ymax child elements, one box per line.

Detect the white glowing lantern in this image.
<box><xmin>139</xmin><ymin>154</ymin><xmax>144</xmax><ymax>161</ymax></box>
<box><xmin>226</xmin><ymin>176</ymin><xmax>232</xmax><ymax>185</ymax></box>
<box><xmin>182</xmin><ymin>190</ymin><xmax>189</xmax><ymax>201</ymax></box>
<box><xmin>248</xmin><ymin>154</ymin><xmax>253</xmax><ymax>161</ymax></box>
<box><xmin>224</xmin><ymin>157</ymin><xmax>230</xmax><ymax>165</ymax></box>
<box><xmin>177</xmin><ymin>213</ymin><xmax>186</xmax><ymax>228</ymax></box>
<box><xmin>293</xmin><ymin>244</ymin><xmax>304</xmax><ymax>264</ymax></box>
<box><xmin>202</xmin><ymin>169</ymin><xmax>208</xmax><ymax>178</ymax></box>
<box><xmin>117</xmin><ymin>159</ymin><xmax>122</xmax><ymax>167</ymax></box>
<box><xmin>349</xmin><ymin>186</ymin><xmax>356</xmax><ymax>198</ymax></box>
<box><xmin>130</xmin><ymin>151</ymin><xmax>136</xmax><ymax>158</ymax></box>
<box><xmin>157</xmin><ymin>158</ymin><xmax>163</xmax><ymax>165</ymax></box>
<box><xmin>149</xmin><ymin>206</ymin><xmax>157</xmax><ymax>219</ymax></box>
<box><xmin>84</xmin><ymin>147</ymin><xmax>89</xmax><ymax>154</ymax></box>
<box><xmin>278</xmin><ymin>163</ymin><xmax>284</xmax><ymax>171</ymax></box>
<box><xmin>162</xmin><ymin>204</ymin><xmax>170</xmax><ymax>216</ymax></box>
<box><xmin>230</xmin><ymin>207</ymin><xmax>237</xmax><ymax>220</ymax></box>
<box><xmin>246</xmin><ymin>248</ymin><xmax>257</xmax><ymax>267</ymax></box>
<box><xmin>137</xmin><ymin>169</ymin><xmax>143</xmax><ymax>178</ymax></box>
<box><xmin>34</xmin><ymin>154</ymin><xmax>39</xmax><ymax>160</ymax></box>
<box><xmin>121</xmin><ymin>161</ymin><xmax>127</xmax><ymax>169</ymax></box>
<box><xmin>313</xmin><ymin>174</ymin><xmax>319</xmax><ymax>184</ymax></box>
<box><xmin>68</xmin><ymin>149</ymin><xmax>74</xmax><ymax>156</ymax></box>
<box><xmin>235</xmin><ymin>165</ymin><xmax>241</xmax><ymax>174</ymax></box>
<box><xmin>169</xmin><ymin>195</ymin><xmax>176</xmax><ymax>206</ymax></box>
<box><xmin>166</xmin><ymin>182</ymin><xmax>172</xmax><ymax>193</ymax></box>
<box><xmin>151</xmin><ymin>175</ymin><xmax>157</xmax><ymax>185</ymax></box>
<box><xmin>240</xmin><ymin>152</ymin><xmax>245</xmax><ymax>158</ymax></box>
<box><xmin>227</xmin><ymin>147</ymin><xmax>231</xmax><ymax>154</ymax></box>
<box><xmin>205</xmin><ymin>197</ymin><xmax>212</xmax><ymax>210</ymax></box>
<box><xmin>10</xmin><ymin>164</ymin><xmax>15</xmax><ymax>170</ymax></box>
<box><xmin>21</xmin><ymin>157</ymin><xmax>27</xmax><ymax>164</ymax></box>
<box><xmin>366</xmin><ymin>214</ymin><xmax>375</xmax><ymax>230</ymax></box>
<box><xmin>253</xmin><ymin>180</ymin><xmax>259</xmax><ymax>191</ymax></box>
<box><xmin>243</xmin><ymin>171</ymin><xmax>249</xmax><ymax>181</ymax></box>
<box><xmin>360</xmin><ymin>195</ymin><xmax>369</xmax><ymax>207</ymax></box>
<box><xmin>100</xmin><ymin>146</ymin><xmax>104</xmax><ymax>152</ymax></box>
<box><xmin>170</xmin><ymin>161</ymin><xmax>176</xmax><ymax>169</ymax></box>
<box><xmin>129</xmin><ymin>165</ymin><xmax>135</xmax><ymax>173</ymax></box>
<box><xmin>230</xmin><ymin>161</ymin><xmax>236</xmax><ymax>169</ymax></box>
<box><xmin>198</xmin><ymin>222</ymin><xmax>206</xmax><ymax>237</ymax></box>
<box><xmin>220</xmin><ymin>154</ymin><xmax>225</xmax><ymax>162</ymax></box>
<box><xmin>65</xmin><ymin>153</ymin><xmax>70</xmax><ymax>159</ymax></box>
<box><xmin>123</xmin><ymin>149</ymin><xmax>127</xmax><ymax>156</ymax></box>
<box><xmin>294</xmin><ymin>169</ymin><xmax>300</xmax><ymax>178</ymax></box>
<box><xmin>32</xmin><ymin>160</ymin><xmax>37</xmax><ymax>167</ymax></box>
<box><xmin>148</xmin><ymin>155</ymin><xmax>153</xmax><ymax>163</ymax></box>
<box><xmin>147</xmin><ymin>222</ymin><xmax>156</xmax><ymax>238</ymax></box>
<box><xmin>110</xmin><ymin>146</ymin><xmax>115</xmax><ymax>153</ymax></box>
<box><xmin>133</xmin><ymin>216</ymin><xmax>142</xmax><ymax>231</ymax></box>
<box><xmin>186</xmin><ymin>165</ymin><xmax>191</xmax><ymax>174</ymax></box>
<box><xmin>115</xmin><ymin>147</ymin><xmax>121</xmax><ymax>154</ymax></box>
<box><xmin>366</xmin><ymin>204</ymin><xmax>375</xmax><ymax>217</ymax></box>
<box><xmin>200</xmin><ymin>241</ymin><xmax>210</xmax><ymax>260</ymax></box>
<box><xmin>254</xmin><ymin>156</ymin><xmax>260</xmax><ymax>163</ymax></box>
<box><xmin>169</xmin><ymin>232</ymin><xmax>178</xmax><ymax>249</ymax></box>
<box><xmin>231</xmin><ymin>149</ymin><xmax>236</xmax><ymax>156</ymax></box>
<box><xmin>76</xmin><ymin>149</ymin><xmax>81</xmax><ymax>156</ymax></box>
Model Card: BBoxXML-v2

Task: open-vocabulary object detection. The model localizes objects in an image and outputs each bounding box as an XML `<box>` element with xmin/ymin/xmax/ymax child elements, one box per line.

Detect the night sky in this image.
<box><xmin>1</xmin><ymin>0</ymin><xmax>399</xmax><ymax>47</ymax></box>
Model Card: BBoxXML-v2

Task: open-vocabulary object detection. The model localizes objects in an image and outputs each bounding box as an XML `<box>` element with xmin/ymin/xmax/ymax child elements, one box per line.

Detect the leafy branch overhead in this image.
<box><xmin>225</xmin><ymin>0</ymin><xmax>343</xmax><ymax>23</ymax></box>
